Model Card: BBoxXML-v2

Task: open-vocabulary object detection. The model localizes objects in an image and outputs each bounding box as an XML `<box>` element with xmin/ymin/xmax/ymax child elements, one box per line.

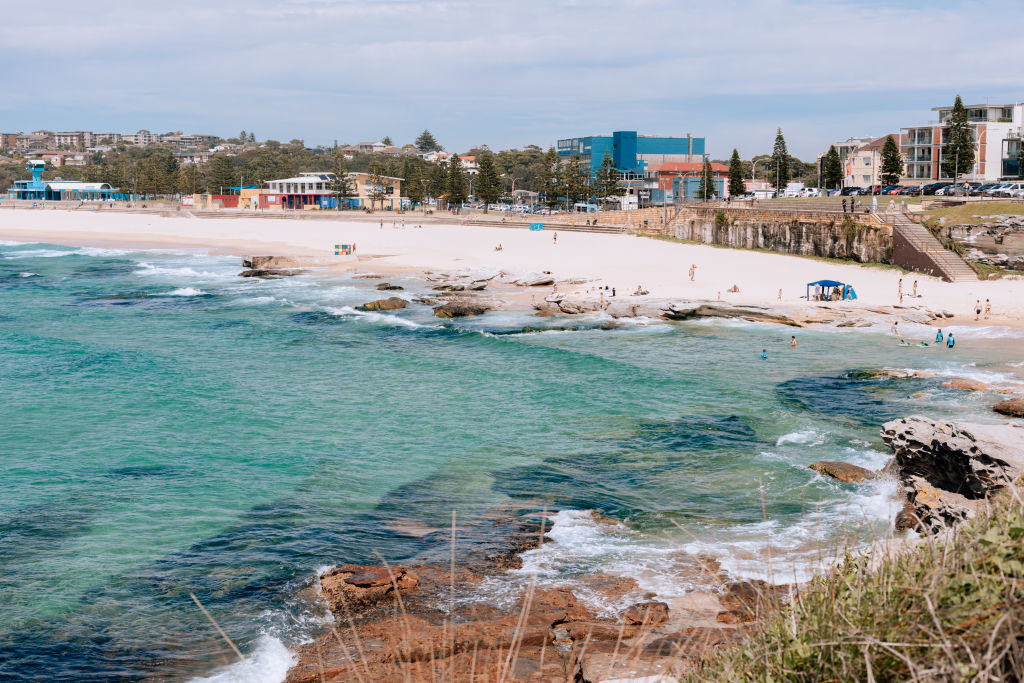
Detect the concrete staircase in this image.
<box><xmin>890</xmin><ymin>213</ymin><xmax>977</xmax><ymax>282</ymax></box>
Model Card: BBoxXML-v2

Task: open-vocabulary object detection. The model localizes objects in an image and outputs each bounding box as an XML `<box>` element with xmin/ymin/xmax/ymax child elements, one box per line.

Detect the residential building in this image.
<box><xmin>900</xmin><ymin>102</ymin><xmax>1024</xmax><ymax>183</ymax></box>
<box><xmin>356</xmin><ymin>141</ymin><xmax>387</xmax><ymax>154</ymax></box>
<box><xmin>25</xmin><ymin>150</ymin><xmax>91</xmax><ymax>167</ymax></box>
<box><xmin>432</xmin><ymin>153</ymin><xmax>478</xmax><ymax>173</ymax></box>
<box><xmin>174</xmin><ymin>151</ymin><xmax>211</xmax><ymax>165</ymax></box>
<box><xmin>263</xmin><ymin>171</ymin><xmax>405</xmax><ymax>210</ymax></box>
<box><xmin>0</xmin><ymin>133</ymin><xmax>19</xmax><ymax>149</ymax></box>
<box><xmin>650</xmin><ymin>161</ymin><xmax>728</xmax><ymax>199</ymax></box>
<box><xmin>122</xmin><ymin>130</ymin><xmax>158</xmax><ymax>146</ymax></box>
<box><xmin>17</xmin><ymin>131</ymin><xmax>53</xmax><ymax>151</ymax></box>
<box><xmin>556</xmin><ymin>131</ymin><xmax>706</xmax><ymax>179</ymax></box>
<box><xmin>53</xmin><ymin>131</ymin><xmax>93</xmax><ymax>149</ymax></box>
<box><xmin>815</xmin><ymin>136</ymin><xmax>876</xmax><ymax>187</ymax></box>
<box><xmin>6</xmin><ymin>161</ymin><xmax>117</xmax><ymax>201</ymax></box>
<box><xmin>840</xmin><ymin>135</ymin><xmax>897</xmax><ymax>188</ymax></box>
<box><xmin>161</xmin><ymin>133</ymin><xmax>218</xmax><ymax>150</ymax></box>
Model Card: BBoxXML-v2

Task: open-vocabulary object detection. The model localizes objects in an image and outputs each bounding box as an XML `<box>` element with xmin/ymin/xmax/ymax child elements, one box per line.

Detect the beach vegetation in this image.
<box><xmin>942</xmin><ymin>95</ymin><xmax>976</xmax><ymax>181</ymax></box>
<box><xmin>474</xmin><ymin>152</ymin><xmax>502</xmax><ymax>211</ymax></box>
<box><xmin>823</xmin><ymin>145</ymin><xmax>843</xmax><ymax>189</ymax></box>
<box><xmin>714</xmin><ymin>210</ymin><xmax>728</xmax><ymax>228</ymax></box>
<box><xmin>771</xmin><ymin>128</ymin><xmax>791</xmax><ymax>192</ymax></box>
<box><xmin>691</xmin><ymin>487</ymin><xmax>1024</xmax><ymax>682</ymax></box>
<box><xmin>880</xmin><ymin>135</ymin><xmax>903</xmax><ymax>187</ymax></box>
<box><xmin>207</xmin><ymin>155</ymin><xmax>236</xmax><ymax>196</ymax></box>
<box><xmin>728</xmin><ymin>149</ymin><xmax>745</xmax><ymax>197</ymax></box>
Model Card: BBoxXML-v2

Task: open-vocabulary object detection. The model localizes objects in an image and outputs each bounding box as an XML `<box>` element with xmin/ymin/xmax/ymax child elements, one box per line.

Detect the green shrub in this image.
<box><xmin>715</xmin><ymin>210</ymin><xmax>728</xmax><ymax>229</ymax></box>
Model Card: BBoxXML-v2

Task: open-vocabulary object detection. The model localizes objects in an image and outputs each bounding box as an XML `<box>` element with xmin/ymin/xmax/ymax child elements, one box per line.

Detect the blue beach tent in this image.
<box><xmin>807</xmin><ymin>279</ymin><xmax>857</xmax><ymax>301</ymax></box>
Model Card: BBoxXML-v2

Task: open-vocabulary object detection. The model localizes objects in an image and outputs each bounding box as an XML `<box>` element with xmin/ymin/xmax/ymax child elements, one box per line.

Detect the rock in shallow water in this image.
<box><xmin>320</xmin><ymin>564</ymin><xmax>420</xmax><ymax>612</ymax></box>
<box><xmin>358</xmin><ymin>297</ymin><xmax>407</xmax><ymax>311</ymax></box>
<box><xmin>809</xmin><ymin>461</ymin><xmax>875</xmax><ymax>483</ymax></box>
<box><xmin>993</xmin><ymin>398</ymin><xmax>1024</xmax><ymax>418</ymax></box>
<box><xmin>433</xmin><ymin>300</ymin><xmax>493</xmax><ymax>317</ymax></box>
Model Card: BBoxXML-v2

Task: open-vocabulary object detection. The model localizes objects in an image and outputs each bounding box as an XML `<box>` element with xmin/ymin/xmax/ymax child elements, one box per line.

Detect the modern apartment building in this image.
<box><xmin>263</xmin><ymin>171</ymin><xmax>405</xmax><ymax>210</ymax></box>
<box><xmin>556</xmin><ymin>131</ymin><xmax>706</xmax><ymax>178</ymax></box>
<box><xmin>842</xmin><ymin>136</ymin><xmax>898</xmax><ymax>188</ymax></box>
<box><xmin>816</xmin><ymin>136</ymin><xmax>876</xmax><ymax>185</ymax></box>
<box><xmin>900</xmin><ymin>102</ymin><xmax>1024</xmax><ymax>183</ymax></box>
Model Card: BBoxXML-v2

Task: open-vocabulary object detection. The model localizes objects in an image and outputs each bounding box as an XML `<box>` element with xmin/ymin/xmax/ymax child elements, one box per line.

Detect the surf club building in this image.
<box><xmin>5</xmin><ymin>161</ymin><xmax>119</xmax><ymax>201</ymax></box>
<box><xmin>262</xmin><ymin>171</ymin><xmax>406</xmax><ymax>210</ymax></box>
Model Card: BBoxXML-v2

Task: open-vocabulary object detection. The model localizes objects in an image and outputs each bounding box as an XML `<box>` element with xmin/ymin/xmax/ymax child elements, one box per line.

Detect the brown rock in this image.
<box><xmin>620</xmin><ymin>601</ymin><xmax>669</xmax><ymax>626</ymax></box>
<box><xmin>319</xmin><ymin>564</ymin><xmax>419</xmax><ymax>612</ymax></box>
<box><xmin>357</xmin><ymin>297</ymin><xmax>407</xmax><ymax>311</ymax></box>
<box><xmin>433</xmin><ymin>300</ymin><xmax>493</xmax><ymax>318</ymax></box>
<box><xmin>376</xmin><ymin>282</ymin><xmax>403</xmax><ymax>290</ymax></box>
<box><xmin>942</xmin><ymin>377</ymin><xmax>1014</xmax><ymax>394</ymax></box>
<box><xmin>809</xmin><ymin>461</ymin><xmax>875</xmax><ymax>483</ymax></box>
<box><xmin>432</xmin><ymin>283</ymin><xmax>465</xmax><ymax>291</ymax></box>
<box><xmin>717</xmin><ymin>580</ymin><xmax>790</xmax><ymax>624</ymax></box>
<box><xmin>238</xmin><ymin>268</ymin><xmax>307</xmax><ymax>278</ymax></box>
<box><xmin>994</xmin><ymin>398</ymin><xmax>1024</xmax><ymax>418</ymax></box>
<box><xmin>894</xmin><ymin>498</ymin><xmax>920</xmax><ymax>531</ymax></box>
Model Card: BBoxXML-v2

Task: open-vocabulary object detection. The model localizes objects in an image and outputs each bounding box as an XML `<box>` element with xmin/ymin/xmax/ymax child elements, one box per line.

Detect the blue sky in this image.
<box><xmin>1</xmin><ymin>0</ymin><xmax>1022</xmax><ymax>159</ymax></box>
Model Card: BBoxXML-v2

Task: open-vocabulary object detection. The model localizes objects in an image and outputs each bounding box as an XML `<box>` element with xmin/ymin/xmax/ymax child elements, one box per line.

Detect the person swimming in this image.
<box><xmin>761</xmin><ymin>349</ymin><xmax>767</xmax><ymax>360</ymax></box>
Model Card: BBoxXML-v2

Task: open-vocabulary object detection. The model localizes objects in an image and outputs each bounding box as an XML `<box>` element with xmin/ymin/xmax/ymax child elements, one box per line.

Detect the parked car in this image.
<box><xmin>967</xmin><ymin>183</ymin><xmax>995</xmax><ymax>196</ymax></box>
<box><xmin>921</xmin><ymin>182</ymin><xmax>952</xmax><ymax>195</ymax></box>
<box><xmin>884</xmin><ymin>185</ymin><xmax>904</xmax><ymax>195</ymax></box>
<box><xmin>880</xmin><ymin>185</ymin><xmax>899</xmax><ymax>195</ymax></box>
<box><xmin>996</xmin><ymin>182</ymin><xmax>1024</xmax><ymax>197</ymax></box>
<box><xmin>839</xmin><ymin>186</ymin><xmax>862</xmax><ymax>196</ymax></box>
<box><xmin>898</xmin><ymin>186</ymin><xmax>922</xmax><ymax>196</ymax></box>
<box><xmin>983</xmin><ymin>183</ymin><xmax>1011</xmax><ymax>197</ymax></box>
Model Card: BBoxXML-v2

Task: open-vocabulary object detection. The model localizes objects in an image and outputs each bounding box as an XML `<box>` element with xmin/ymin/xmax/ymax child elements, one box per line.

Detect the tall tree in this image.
<box><xmin>367</xmin><ymin>161</ymin><xmax>388</xmax><ymax>210</ymax></box>
<box><xmin>177</xmin><ymin>163</ymin><xmax>203</xmax><ymax>195</ymax></box>
<box><xmin>728</xmin><ymin>149</ymin><xmax>745</xmax><ymax>197</ymax></box>
<box><xmin>329</xmin><ymin>152</ymin><xmax>355</xmax><ymax>208</ymax></box>
<box><xmin>941</xmin><ymin>94</ymin><xmax>976</xmax><ymax>181</ymax></box>
<box><xmin>696</xmin><ymin>158</ymin><xmax>717</xmax><ymax>202</ymax></box>
<box><xmin>770</xmin><ymin>128</ymin><xmax>791</xmax><ymax>194</ymax></box>
<box><xmin>595</xmin><ymin>150</ymin><xmax>623</xmax><ymax>200</ymax></box>
<box><xmin>540</xmin><ymin>147</ymin><xmax>560</xmax><ymax>208</ymax></box>
<box><xmin>880</xmin><ymin>135</ymin><xmax>904</xmax><ymax>187</ymax></box>
<box><xmin>404</xmin><ymin>161</ymin><xmax>425</xmax><ymax>206</ymax></box>
<box><xmin>823</xmin><ymin>145</ymin><xmax>843</xmax><ymax>189</ymax></box>
<box><xmin>428</xmin><ymin>161</ymin><xmax>447</xmax><ymax>200</ymax></box>
<box><xmin>415</xmin><ymin>129</ymin><xmax>442</xmax><ymax>152</ymax></box>
<box><xmin>208</xmin><ymin>156</ymin><xmax>234</xmax><ymax>195</ymax></box>
<box><xmin>557</xmin><ymin>158</ymin><xmax>589</xmax><ymax>208</ymax></box>
<box><xmin>1018</xmin><ymin>144</ymin><xmax>1024</xmax><ymax>177</ymax></box>
<box><xmin>475</xmin><ymin>152</ymin><xmax>502</xmax><ymax>212</ymax></box>
<box><xmin>381</xmin><ymin>136</ymin><xmax>393</xmax><ymax>146</ymax></box>
<box><xmin>446</xmin><ymin>154</ymin><xmax>468</xmax><ymax>206</ymax></box>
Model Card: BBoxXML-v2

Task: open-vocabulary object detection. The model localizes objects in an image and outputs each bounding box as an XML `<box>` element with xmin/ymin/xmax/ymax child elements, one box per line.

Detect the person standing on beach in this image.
<box><xmin>689</xmin><ymin>264</ymin><xmax>697</xmax><ymax>281</ymax></box>
<box><xmin>984</xmin><ymin>299</ymin><xmax>991</xmax><ymax>319</ymax></box>
<box><xmin>912</xmin><ymin>280</ymin><xmax>918</xmax><ymax>297</ymax></box>
<box><xmin>898</xmin><ymin>278</ymin><xmax>903</xmax><ymax>303</ymax></box>
<box><xmin>975</xmin><ymin>299</ymin><xmax>982</xmax><ymax>320</ymax></box>
<box><xmin>778</xmin><ymin>288</ymin><xmax>783</xmax><ymax>301</ymax></box>
<box><xmin>553</xmin><ymin>232</ymin><xmax>558</xmax><ymax>245</ymax></box>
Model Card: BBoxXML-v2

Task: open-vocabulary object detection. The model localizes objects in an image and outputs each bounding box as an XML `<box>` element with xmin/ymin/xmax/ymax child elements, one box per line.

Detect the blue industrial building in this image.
<box><xmin>556</xmin><ymin>131</ymin><xmax>706</xmax><ymax>176</ymax></box>
<box><xmin>6</xmin><ymin>161</ymin><xmax>120</xmax><ymax>201</ymax></box>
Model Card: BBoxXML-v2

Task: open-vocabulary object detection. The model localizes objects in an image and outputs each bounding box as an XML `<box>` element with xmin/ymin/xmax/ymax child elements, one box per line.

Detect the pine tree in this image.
<box><xmin>249</xmin><ymin>132</ymin><xmax>256</xmax><ymax>143</ymax></box>
<box><xmin>880</xmin><ymin>135</ymin><xmax>904</xmax><ymax>187</ymax></box>
<box><xmin>475</xmin><ymin>152</ymin><xmax>502</xmax><ymax>212</ymax></box>
<box><xmin>558</xmin><ymin>159</ymin><xmax>588</xmax><ymax>208</ymax></box>
<box><xmin>207</xmin><ymin>156</ymin><xmax>234</xmax><ymax>195</ymax></box>
<box><xmin>595</xmin><ymin>150</ymin><xmax>623</xmax><ymax>199</ymax></box>
<box><xmin>446</xmin><ymin>154</ymin><xmax>468</xmax><ymax>206</ymax></box>
<box><xmin>942</xmin><ymin>95</ymin><xmax>976</xmax><ymax>181</ymax></box>
<box><xmin>823</xmin><ymin>145</ymin><xmax>843</xmax><ymax>189</ymax></box>
<box><xmin>404</xmin><ymin>162</ymin><xmax>424</xmax><ymax>206</ymax></box>
<box><xmin>367</xmin><ymin>161</ymin><xmax>388</xmax><ymax>210</ymax></box>
<box><xmin>770</xmin><ymin>128</ymin><xmax>791</xmax><ymax>194</ymax></box>
<box><xmin>415</xmin><ymin>129</ymin><xmax>441</xmax><ymax>152</ymax></box>
<box><xmin>697</xmin><ymin>158</ymin><xmax>717</xmax><ymax>202</ymax></box>
<box><xmin>429</xmin><ymin>161</ymin><xmax>447</xmax><ymax>201</ymax></box>
<box><xmin>728</xmin><ymin>149</ymin><xmax>745</xmax><ymax>197</ymax></box>
<box><xmin>540</xmin><ymin>147</ymin><xmax>560</xmax><ymax>208</ymax></box>
<box><xmin>381</xmin><ymin>136</ymin><xmax>393</xmax><ymax>146</ymax></box>
<box><xmin>329</xmin><ymin>152</ymin><xmax>355</xmax><ymax>208</ymax></box>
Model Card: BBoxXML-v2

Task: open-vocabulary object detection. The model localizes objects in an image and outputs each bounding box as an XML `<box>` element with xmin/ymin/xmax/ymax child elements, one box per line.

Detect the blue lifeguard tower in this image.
<box><xmin>6</xmin><ymin>160</ymin><xmax>120</xmax><ymax>201</ymax></box>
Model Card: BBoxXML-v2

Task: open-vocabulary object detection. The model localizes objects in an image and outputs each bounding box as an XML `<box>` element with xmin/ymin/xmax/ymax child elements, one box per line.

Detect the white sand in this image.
<box><xmin>2</xmin><ymin>208</ymin><xmax>1022</xmax><ymax>325</ymax></box>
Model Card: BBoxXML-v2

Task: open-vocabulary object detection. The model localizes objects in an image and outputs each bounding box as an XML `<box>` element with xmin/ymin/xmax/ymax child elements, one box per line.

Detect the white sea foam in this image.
<box><xmin>166</xmin><ymin>287</ymin><xmax>206</xmax><ymax>296</ymax></box>
<box><xmin>16</xmin><ymin>272</ymin><xmax>39</xmax><ymax>278</ymax></box>
<box><xmin>188</xmin><ymin>634</ymin><xmax>294</xmax><ymax>683</ymax></box>
<box><xmin>134</xmin><ymin>262</ymin><xmax>233</xmax><ymax>280</ymax></box>
<box><xmin>943</xmin><ymin>324</ymin><xmax>1024</xmax><ymax>339</ymax></box>
<box><xmin>323</xmin><ymin>305</ymin><xmax>433</xmax><ymax>329</ymax></box>
<box><xmin>775</xmin><ymin>429</ymin><xmax>825</xmax><ymax>447</ymax></box>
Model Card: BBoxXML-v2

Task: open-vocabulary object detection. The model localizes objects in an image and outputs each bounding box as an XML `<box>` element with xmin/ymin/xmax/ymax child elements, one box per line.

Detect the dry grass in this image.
<box><xmin>688</xmin><ymin>486</ymin><xmax>1024</xmax><ymax>682</ymax></box>
<box><xmin>923</xmin><ymin>201</ymin><xmax>1024</xmax><ymax>225</ymax></box>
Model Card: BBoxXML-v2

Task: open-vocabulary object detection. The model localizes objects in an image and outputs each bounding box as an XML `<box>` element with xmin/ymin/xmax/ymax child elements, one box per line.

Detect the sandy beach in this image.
<box><xmin>2</xmin><ymin>208</ymin><xmax>1023</xmax><ymax>327</ymax></box>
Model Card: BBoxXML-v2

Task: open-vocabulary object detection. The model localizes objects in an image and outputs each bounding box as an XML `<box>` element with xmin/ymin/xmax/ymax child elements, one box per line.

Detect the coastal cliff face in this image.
<box><xmin>881</xmin><ymin>416</ymin><xmax>1024</xmax><ymax>531</ymax></box>
<box><xmin>663</xmin><ymin>208</ymin><xmax>892</xmax><ymax>263</ymax></box>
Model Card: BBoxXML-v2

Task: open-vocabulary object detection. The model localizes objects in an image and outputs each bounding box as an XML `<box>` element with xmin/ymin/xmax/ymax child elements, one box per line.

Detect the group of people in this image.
<box><xmin>761</xmin><ymin>335</ymin><xmax>799</xmax><ymax>360</ymax></box>
<box><xmin>974</xmin><ymin>299</ymin><xmax>992</xmax><ymax>320</ymax></box>
<box><xmin>896</xmin><ymin>278</ymin><xmax>919</xmax><ymax>303</ymax></box>
<box><xmin>632</xmin><ymin>285</ymin><xmax>650</xmax><ymax>296</ymax></box>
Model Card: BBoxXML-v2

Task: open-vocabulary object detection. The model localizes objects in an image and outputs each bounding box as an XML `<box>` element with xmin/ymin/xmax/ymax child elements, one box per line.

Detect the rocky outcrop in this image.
<box><xmin>375</xmin><ymin>282</ymin><xmax>403</xmax><ymax>291</ymax></box>
<box><xmin>433</xmin><ymin>300</ymin><xmax>493</xmax><ymax>318</ymax></box>
<box><xmin>620</xmin><ymin>601</ymin><xmax>669</xmax><ymax>626</ymax></box>
<box><xmin>515</xmin><ymin>273</ymin><xmax>556</xmax><ymax>287</ymax></box>
<box><xmin>358</xmin><ymin>297</ymin><xmax>407</xmax><ymax>311</ymax></box>
<box><xmin>809</xmin><ymin>461</ymin><xmax>875</xmax><ymax>483</ymax></box>
<box><xmin>942</xmin><ymin>377</ymin><xmax>1015</xmax><ymax>394</ymax></box>
<box><xmin>242</xmin><ymin>256</ymin><xmax>304</xmax><ymax>269</ymax></box>
<box><xmin>881</xmin><ymin>416</ymin><xmax>1024</xmax><ymax>531</ymax></box>
<box><xmin>994</xmin><ymin>399</ymin><xmax>1024</xmax><ymax>418</ymax></box>
<box><xmin>320</xmin><ymin>564</ymin><xmax>420</xmax><ymax>612</ymax></box>
<box><xmin>238</xmin><ymin>268</ymin><xmax>308</xmax><ymax>278</ymax></box>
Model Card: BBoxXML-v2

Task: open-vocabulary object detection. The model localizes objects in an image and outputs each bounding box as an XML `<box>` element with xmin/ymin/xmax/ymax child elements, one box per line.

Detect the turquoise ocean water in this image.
<box><xmin>1</xmin><ymin>240</ymin><xmax>1020</xmax><ymax>680</ymax></box>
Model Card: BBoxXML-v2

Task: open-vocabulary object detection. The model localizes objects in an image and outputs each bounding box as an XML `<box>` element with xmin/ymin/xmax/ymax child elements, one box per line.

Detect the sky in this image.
<box><xmin>2</xmin><ymin>0</ymin><xmax>1023</xmax><ymax>160</ymax></box>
